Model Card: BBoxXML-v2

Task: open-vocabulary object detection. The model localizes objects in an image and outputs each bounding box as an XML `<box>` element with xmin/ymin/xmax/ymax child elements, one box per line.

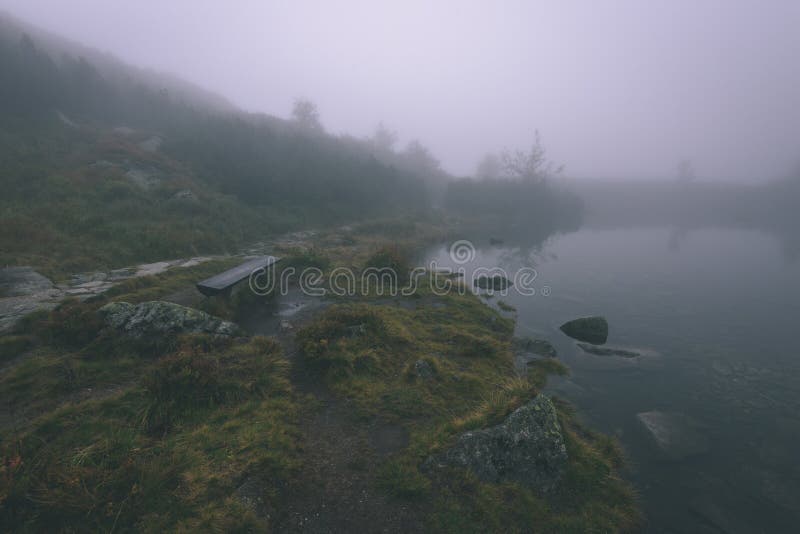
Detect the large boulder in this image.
<box><xmin>99</xmin><ymin>301</ymin><xmax>239</xmax><ymax>338</ymax></box>
<box><xmin>559</xmin><ymin>316</ymin><xmax>608</xmax><ymax>344</ymax></box>
<box><xmin>427</xmin><ymin>395</ymin><xmax>567</xmax><ymax>492</ymax></box>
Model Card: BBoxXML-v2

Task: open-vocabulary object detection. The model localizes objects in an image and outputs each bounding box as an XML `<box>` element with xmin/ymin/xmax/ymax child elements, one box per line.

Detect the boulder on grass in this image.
<box><xmin>99</xmin><ymin>301</ymin><xmax>239</xmax><ymax>338</ymax></box>
<box><xmin>426</xmin><ymin>395</ymin><xmax>567</xmax><ymax>493</ymax></box>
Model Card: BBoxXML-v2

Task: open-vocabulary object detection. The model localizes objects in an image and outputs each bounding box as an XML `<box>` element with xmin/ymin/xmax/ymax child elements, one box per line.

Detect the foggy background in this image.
<box><xmin>2</xmin><ymin>0</ymin><xmax>799</xmax><ymax>182</ymax></box>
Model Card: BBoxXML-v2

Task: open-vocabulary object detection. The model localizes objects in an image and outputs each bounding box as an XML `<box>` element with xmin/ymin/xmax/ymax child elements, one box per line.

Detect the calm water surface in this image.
<box><xmin>427</xmin><ymin>226</ymin><xmax>800</xmax><ymax>533</ymax></box>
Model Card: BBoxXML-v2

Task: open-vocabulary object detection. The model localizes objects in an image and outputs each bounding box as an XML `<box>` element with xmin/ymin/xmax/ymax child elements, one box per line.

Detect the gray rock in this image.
<box><xmin>0</xmin><ymin>268</ymin><xmax>63</xmax><ymax>334</ymax></box>
<box><xmin>636</xmin><ymin>411</ymin><xmax>710</xmax><ymax>460</ymax></box>
<box><xmin>577</xmin><ymin>343</ymin><xmax>639</xmax><ymax>358</ymax></box>
<box><xmin>0</xmin><ymin>267</ymin><xmax>54</xmax><ymax>297</ymax></box>
<box><xmin>559</xmin><ymin>316</ymin><xmax>608</xmax><ymax>344</ymax></box>
<box><xmin>98</xmin><ymin>301</ymin><xmax>239</xmax><ymax>338</ymax></box>
<box><xmin>427</xmin><ymin>395</ymin><xmax>567</xmax><ymax>492</ymax></box>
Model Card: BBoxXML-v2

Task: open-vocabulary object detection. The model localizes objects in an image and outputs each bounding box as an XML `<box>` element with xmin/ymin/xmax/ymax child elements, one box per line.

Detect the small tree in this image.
<box><xmin>500</xmin><ymin>130</ymin><xmax>562</xmax><ymax>182</ymax></box>
<box><xmin>291</xmin><ymin>97</ymin><xmax>323</xmax><ymax>132</ymax></box>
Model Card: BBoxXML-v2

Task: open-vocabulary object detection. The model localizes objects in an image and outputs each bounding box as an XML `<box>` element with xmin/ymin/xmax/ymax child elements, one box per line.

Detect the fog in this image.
<box><xmin>2</xmin><ymin>0</ymin><xmax>799</xmax><ymax>181</ymax></box>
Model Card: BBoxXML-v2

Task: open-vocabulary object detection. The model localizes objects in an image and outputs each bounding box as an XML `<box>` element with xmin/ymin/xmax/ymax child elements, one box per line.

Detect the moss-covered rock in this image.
<box><xmin>427</xmin><ymin>394</ymin><xmax>568</xmax><ymax>493</ymax></box>
<box><xmin>98</xmin><ymin>301</ymin><xmax>240</xmax><ymax>338</ymax></box>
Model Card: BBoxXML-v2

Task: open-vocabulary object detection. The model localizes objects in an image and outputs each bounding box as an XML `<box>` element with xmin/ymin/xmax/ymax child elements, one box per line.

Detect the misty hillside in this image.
<box><xmin>0</xmin><ymin>14</ymin><xmax>441</xmax><ymax>274</ymax></box>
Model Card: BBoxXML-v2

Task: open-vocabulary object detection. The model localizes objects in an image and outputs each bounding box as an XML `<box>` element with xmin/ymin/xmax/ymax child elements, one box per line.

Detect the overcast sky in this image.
<box><xmin>2</xmin><ymin>0</ymin><xmax>799</xmax><ymax>181</ymax></box>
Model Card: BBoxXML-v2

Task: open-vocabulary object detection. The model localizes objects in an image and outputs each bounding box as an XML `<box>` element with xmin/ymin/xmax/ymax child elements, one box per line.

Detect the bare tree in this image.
<box><xmin>500</xmin><ymin>130</ymin><xmax>562</xmax><ymax>182</ymax></box>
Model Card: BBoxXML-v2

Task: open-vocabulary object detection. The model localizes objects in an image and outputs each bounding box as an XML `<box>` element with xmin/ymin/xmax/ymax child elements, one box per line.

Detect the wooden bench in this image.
<box><xmin>196</xmin><ymin>255</ymin><xmax>280</xmax><ymax>297</ymax></box>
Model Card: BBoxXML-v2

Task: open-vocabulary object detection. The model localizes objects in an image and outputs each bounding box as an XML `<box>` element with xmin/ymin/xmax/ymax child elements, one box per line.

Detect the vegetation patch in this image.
<box><xmin>0</xmin><ymin>274</ymin><xmax>304</xmax><ymax>531</ymax></box>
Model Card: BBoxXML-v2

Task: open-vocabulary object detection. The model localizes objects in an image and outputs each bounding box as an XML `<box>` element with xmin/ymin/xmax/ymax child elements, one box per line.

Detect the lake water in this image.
<box><xmin>427</xmin><ymin>226</ymin><xmax>800</xmax><ymax>532</ymax></box>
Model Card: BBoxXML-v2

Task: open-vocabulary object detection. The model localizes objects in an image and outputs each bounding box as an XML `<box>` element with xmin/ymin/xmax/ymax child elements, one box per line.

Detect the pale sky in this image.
<box><xmin>2</xmin><ymin>0</ymin><xmax>799</xmax><ymax>181</ymax></box>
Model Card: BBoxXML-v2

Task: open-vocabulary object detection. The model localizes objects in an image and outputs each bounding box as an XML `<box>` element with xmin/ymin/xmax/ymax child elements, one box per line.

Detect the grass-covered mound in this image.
<box><xmin>293</xmin><ymin>279</ymin><xmax>640</xmax><ymax>532</ymax></box>
<box><xmin>0</xmin><ymin>277</ymin><xmax>305</xmax><ymax>531</ymax></box>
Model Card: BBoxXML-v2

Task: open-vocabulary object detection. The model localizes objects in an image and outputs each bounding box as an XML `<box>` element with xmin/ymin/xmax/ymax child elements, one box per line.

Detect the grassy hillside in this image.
<box><xmin>0</xmin><ymin>18</ymin><xmax>436</xmax><ymax>275</ymax></box>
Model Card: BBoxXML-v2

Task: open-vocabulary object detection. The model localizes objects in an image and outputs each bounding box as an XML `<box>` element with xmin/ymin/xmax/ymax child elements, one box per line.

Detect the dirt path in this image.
<box><xmin>264</xmin><ymin>298</ymin><xmax>426</xmax><ymax>533</ymax></box>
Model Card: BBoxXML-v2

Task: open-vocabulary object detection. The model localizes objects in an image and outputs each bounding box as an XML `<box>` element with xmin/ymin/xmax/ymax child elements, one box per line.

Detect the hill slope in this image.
<box><xmin>0</xmin><ymin>13</ymin><xmax>438</xmax><ymax>275</ymax></box>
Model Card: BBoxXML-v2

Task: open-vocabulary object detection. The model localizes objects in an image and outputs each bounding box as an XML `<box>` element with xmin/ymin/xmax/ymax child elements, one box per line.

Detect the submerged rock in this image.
<box><xmin>473</xmin><ymin>275</ymin><xmax>513</xmax><ymax>290</ymax></box>
<box><xmin>636</xmin><ymin>411</ymin><xmax>710</xmax><ymax>460</ymax></box>
<box><xmin>427</xmin><ymin>395</ymin><xmax>567</xmax><ymax>492</ymax></box>
<box><xmin>577</xmin><ymin>343</ymin><xmax>639</xmax><ymax>358</ymax></box>
<box><xmin>98</xmin><ymin>301</ymin><xmax>239</xmax><ymax>338</ymax></box>
<box><xmin>559</xmin><ymin>316</ymin><xmax>608</xmax><ymax>344</ymax></box>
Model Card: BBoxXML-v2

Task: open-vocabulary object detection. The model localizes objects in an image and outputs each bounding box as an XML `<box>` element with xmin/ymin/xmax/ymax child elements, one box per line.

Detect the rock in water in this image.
<box><xmin>577</xmin><ymin>343</ymin><xmax>639</xmax><ymax>358</ymax></box>
<box><xmin>427</xmin><ymin>395</ymin><xmax>567</xmax><ymax>492</ymax></box>
<box><xmin>99</xmin><ymin>301</ymin><xmax>239</xmax><ymax>338</ymax></box>
<box><xmin>636</xmin><ymin>411</ymin><xmax>710</xmax><ymax>460</ymax></box>
<box><xmin>559</xmin><ymin>316</ymin><xmax>608</xmax><ymax>344</ymax></box>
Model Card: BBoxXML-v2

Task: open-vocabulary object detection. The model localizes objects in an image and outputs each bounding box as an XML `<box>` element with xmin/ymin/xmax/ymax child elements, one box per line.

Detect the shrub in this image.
<box><xmin>363</xmin><ymin>245</ymin><xmax>412</xmax><ymax>283</ymax></box>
